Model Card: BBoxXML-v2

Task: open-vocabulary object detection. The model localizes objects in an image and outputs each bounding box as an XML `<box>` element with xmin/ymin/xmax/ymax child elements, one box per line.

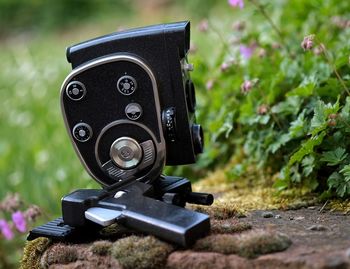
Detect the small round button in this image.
<box><xmin>110</xmin><ymin>137</ymin><xmax>143</xmax><ymax>169</ymax></box>
<box><xmin>125</xmin><ymin>103</ymin><xmax>142</xmax><ymax>121</ymax></box>
<box><xmin>72</xmin><ymin>123</ymin><xmax>92</xmax><ymax>142</ymax></box>
<box><xmin>66</xmin><ymin>81</ymin><xmax>86</xmax><ymax>101</ymax></box>
<box><xmin>117</xmin><ymin>75</ymin><xmax>137</xmax><ymax>95</ymax></box>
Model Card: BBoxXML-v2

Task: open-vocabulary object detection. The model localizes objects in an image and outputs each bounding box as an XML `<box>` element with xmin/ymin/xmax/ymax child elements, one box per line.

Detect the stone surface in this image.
<box><xmin>21</xmin><ymin>207</ymin><xmax>350</xmax><ymax>269</ymax></box>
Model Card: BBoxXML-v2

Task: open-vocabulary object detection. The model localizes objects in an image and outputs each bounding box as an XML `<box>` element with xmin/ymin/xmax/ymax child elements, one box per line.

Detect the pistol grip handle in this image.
<box><xmin>120</xmin><ymin>196</ymin><xmax>210</xmax><ymax>246</ymax></box>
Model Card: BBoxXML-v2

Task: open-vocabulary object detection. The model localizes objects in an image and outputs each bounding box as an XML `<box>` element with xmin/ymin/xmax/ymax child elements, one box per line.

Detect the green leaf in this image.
<box><xmin>290</xmin><ymin>165</ymin><xmax>301</xmax><ymax>183</ymax></box>
<box><xmin>289</xmin><ymin>110</ymin><xmax>307</xmax><ymax>138</ymax></box>
<box><xmin>302</xmin><ymin>155</ymin><xmax>315</xmax><ymax>176</ymax></box>
<box><xmin>273</xmin><ymin>179</ymin><xmax>289</xmax><ymax>191</ymax></box>
<box><xmin>321</xmin><ymin>148</ymin><xmax>348</xmax><ymax>166</ymax></box>
<box><xmin>309</xmin><ymin>100</ymin><xmax>327</xmax><ymax>135</ymax></box>
<box><xmin>340</xmin><ymin>97</ymin><xmax>350</xmax><ymax>119</ymax></box>
<box><xmin>309</xmin><ymin>98</ymin><xmax>340</xmax><ymax>135</ymax></box>
<box><xmin>267</xmin><ymin>133</ymin><xmax>291</xmax><ymax>154</ymax></box>
<box><xmin>328</xmin><ymin>170</ymin><xmax>350</xmax><ymax>197</ymax></box>
<box><xmin>328</xmin><ymin>172</ymin><xmax>343</xmax><ymax>189</ymax></box>
<box><xmin>340</xmin><ymin>165</ymin><xmax>350</xmax><ymax>182</ymax></box>
<box><xmin>214</xmin><ymin>112</ymin><xmax>235</xmax><ymax>140</ymax></box>
<box><xmin>335</xmin><ymin>54</ymin><xmax>350</xmax><ymax>69</ymax></box>
<box><xmin>271</xmin><ymin>96</ymin><xmax>301</xmax><ymax>116</ymax></box>
<box><xmin>287</xmin><ymin>82</ymin><xmax>315</xmax><ymax>97</ymax></box>
<box><xmin>288</xmin><ymin>131</ymin><xmax>326</xmax><ymax>167</ymax></box>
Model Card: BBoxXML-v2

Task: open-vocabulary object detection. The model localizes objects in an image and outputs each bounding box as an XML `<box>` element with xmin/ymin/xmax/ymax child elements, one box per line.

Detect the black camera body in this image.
<box><xmin>61</xmin><ymin>21</ymin><xmax>203</xmax><ymax>187</ymax></box>
<box><xmin>28</xmin><ymin>21</ymin><xmax>211</xmax><ymax>247</ymax></box>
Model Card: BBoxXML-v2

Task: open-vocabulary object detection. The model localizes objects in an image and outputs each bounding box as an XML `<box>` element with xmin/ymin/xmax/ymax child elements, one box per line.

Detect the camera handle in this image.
<box><xmin>28</xmin><ymin>176</ymin><xmax>213</xmax><ymax>247</ymax></box>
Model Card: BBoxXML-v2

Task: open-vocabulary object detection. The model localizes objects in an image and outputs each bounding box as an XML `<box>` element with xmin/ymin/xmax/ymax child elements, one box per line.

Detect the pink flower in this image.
<box><xmin>12</xmin><ymin>211</ymin><xmax>26</xmax><ymax>233</ymax></box>
<box><xmin>24</xmin><ymin>205</ymin><xmax>41</xmax><ymax>222</ymax></box>
<box><xmin>198</xmin><ymin>19</ymin><xmax>209</xmax><ymax>32</ymax></box>
<box><xmin>257</xmin><ymin>104</ymin><xmax>269</xmax><ymax>115</ymax></box>
<box><xmin>301</xmin><ymin>35</ymin><xmax>315</xmax><ymax>51</ymax></box>
<box><xmin>241</xmin><ymin>79</ymin><xmax>260</xmax><ymax>94</ymax></box>
<box><xmin>228</xmin><ymin>0</ymin><xmax>244</xmax><ymax>9</ymax></box>
<box><xmin>240</xmin><ymin>45</ymin><xmax>255</xmax><ymax>59</ymax></box>
<box><xmin>241</xmin><ymin>80</ymin><xmax>254</xmax><ymax>93</ymax></box>
<box><xmin>206</xmin><ymin>79</ymin><xmax>215</xmax><ymax>90</ymax></box>
<box><xmin>0</xmin><ymin>220</ymin><xmax>14</xmax><ymax>240</ymax></box>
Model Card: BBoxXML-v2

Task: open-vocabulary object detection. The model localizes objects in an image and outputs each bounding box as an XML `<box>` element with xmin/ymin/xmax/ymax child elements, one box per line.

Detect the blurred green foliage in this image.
<box><xmin>181</xmin><ymin>0</ymin><xmax>350</xmax><ymax>198</ymax></box>
<box><xmin>0</xmin><ymin>0</ymin><xmax>133</xmax><ymax>34</ymax></box>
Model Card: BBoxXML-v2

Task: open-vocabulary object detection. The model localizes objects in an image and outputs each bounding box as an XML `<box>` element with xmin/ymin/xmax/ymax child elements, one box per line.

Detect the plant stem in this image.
<box><xmin>315</xmin><ymin>40</ymin><xmax>350</xmax><ymax>96</ymax></box>
<box><xmin>208</xmin><ymin>20</ymin><xmax>235</xmax><ymax>58</ymax></box>
<box><xmin>248</xmin><ymin>0</ymin><xmax>291</xmax><ymax>56</ymax></box>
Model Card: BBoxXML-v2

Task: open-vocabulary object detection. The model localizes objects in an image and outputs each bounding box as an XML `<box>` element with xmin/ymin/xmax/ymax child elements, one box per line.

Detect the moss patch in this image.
<box><xmin>194</xmin><ymin>229</ymin><xmax>291</xmax><ymax>258</ymax></box>
<box><xmin>20</xmin><ymin>237</ymin><xmax>51</xmax><ymax>269</ymax></box>
<box><xmin>211</xmin><ymin>219</ymin><xmax>252</xmax><ymax>234</ymax></box>
<box><xmin>193</xmin><ymin>169</ymin><xmax>318</xmax><ymax>214</ymax></box>
<box><xmin>237</xmin><ymin>229</ymin><xmax>292</xmax><ymax>258</ymax></box>
<box><xmin>89</xmin><ymin>240</ymin><xmax>112</xmax><ymax>256</ymax></box>
<box><xmin>40</xmin><ymin>243</ymin><xmax>79</xmax><ymax>268</ymax></box>
<box><xmin>111</xmin><ymin>235</ymin><xmax>174</xmax><ymax>269</ymax></box>
<box><xmin>194</xmin><ymin>234</ymin><xmax>239</xmax><ymax>254</ymax></box>
<box><xmin>99</xmin><ymin>223</ymin><xmax>136</xmax><ymax>239</ymax></box>
<box><xmin>328</xmin><ymin>199</ymin><xmax>350</xmax><ymax>214</ymax></box>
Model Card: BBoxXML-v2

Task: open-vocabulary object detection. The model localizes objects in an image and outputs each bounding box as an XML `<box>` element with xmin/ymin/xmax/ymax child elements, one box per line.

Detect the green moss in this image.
<box><xmin>328</xmin><ymin>199</ymin><xmax>350</xmax><ymax>213</ymax></box>
<box><xmin>20</xmin><ymin>237</ymin><xmax>51</xmax><ymax>269</ymax></box>
<box><xmin>89</xmin><ymin>240</ymin><xmax>112</xmax><ymax>256</ymax></box>
<box><xmin>194</xmin><ymin>229</ymin><xmax>291</xmax><ymax>258</ymax></box>
<box><xmin>111</xmin><ymin>235</ymin><xmax>173</xmax><ymax>269</ymax></box>
<box><xmin>99</xmin><ymin>223</ymin><xmax>136</xmax><ymax>239</ymax></box>
<box><xmin>193</xmin><ymin>169</ymin><xmax>318</xmax><ymax>213</ymax></box>
<box><xmin>40</xmin><ymin>243</ymin><xmax>78</xmax><ymax>268</ymax></box>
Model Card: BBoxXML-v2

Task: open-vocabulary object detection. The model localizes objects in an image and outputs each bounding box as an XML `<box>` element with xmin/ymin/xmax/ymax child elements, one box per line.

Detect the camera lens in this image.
<box><xmin>185</xmin><ymin>80</ymin><xmax>196</xmax><ymax>113</ymax></box>
<box><xmin>192</xmin><ymin>124</ymin><xmax>204</xmax><ymax>154</ymax></box>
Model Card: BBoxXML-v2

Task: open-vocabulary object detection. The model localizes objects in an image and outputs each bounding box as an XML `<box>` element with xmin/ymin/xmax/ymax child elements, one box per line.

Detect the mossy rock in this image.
<box><xmin>40</xmin><ymin>243</ymin><xmax>79</xmax><ymax>268</ymax></box>
<box><xmin>194</xmin><ymin>229</ymin><xmax>292</xmax><ymax>258</ymax></box>
<box><xmin>21</xmin><ymin>237</ymin><xmax>51</xmax><ymax>269</ymax></box>
<box><xmin>89</xmin><ymin>240</ymin><xmax>113</xmax><ymax>256</ymax></box>
<box><xmin>111</xmin><ymin>235</ymin><xmax>174</xmax><ymax>269</ymax></box>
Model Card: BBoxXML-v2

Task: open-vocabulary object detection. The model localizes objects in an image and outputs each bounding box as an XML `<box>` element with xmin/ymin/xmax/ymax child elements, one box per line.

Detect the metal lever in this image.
<box><xmin>186</xmin><ymin>192</ymin><xmax>214</xmax><ymax>206</ymax></box>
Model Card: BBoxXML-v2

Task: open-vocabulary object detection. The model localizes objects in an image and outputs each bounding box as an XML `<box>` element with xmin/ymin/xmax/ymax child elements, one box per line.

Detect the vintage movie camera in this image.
<box><xmin>28</xmin><ymin>21</ymin><xmax>213</xmax><ymax>247</ymax></box>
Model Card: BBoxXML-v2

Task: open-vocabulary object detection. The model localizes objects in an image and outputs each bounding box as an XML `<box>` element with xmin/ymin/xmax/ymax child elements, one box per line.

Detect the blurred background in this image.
<box><xmin>1</xmin><ymin>0</ymin><xmax>350</xmax><ymax>267</ymax></box>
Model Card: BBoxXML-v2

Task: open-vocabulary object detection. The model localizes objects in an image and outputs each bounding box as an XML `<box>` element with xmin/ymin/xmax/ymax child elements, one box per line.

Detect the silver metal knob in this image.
<box><xmin>183</xmin><ymin>63</ymin><xmax>194</xmax><ymax>72</ymax></box>
<box><xmin>110</xmin><ymin>137</ymin><xmax>142</xmax><ymax>169</ymax></box>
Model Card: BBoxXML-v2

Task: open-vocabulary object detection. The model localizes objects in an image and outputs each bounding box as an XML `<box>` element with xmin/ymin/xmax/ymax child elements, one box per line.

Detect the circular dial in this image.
<box><xmin>110</xmin><ymin>137</ymin><xmax>143</xmax><ymax>169</ymax></box>
<box><xmin>117</xmin><ymin>75</ymin><xmax>137</xmax><ymax>95</ymax></box>
<box><xmin>66</xmin><ymin>81</ymin><xmax>86</xmax><ymax>101</ymax></box>
<box><xmin>125</xmin><ymin>103</ymin><xmax>143</xmax><ymax>121</ymax></box>
<box><xmin>72</xmin><ymin>123</ymin><xmax>92</xmax><ymax>142</ymax></box>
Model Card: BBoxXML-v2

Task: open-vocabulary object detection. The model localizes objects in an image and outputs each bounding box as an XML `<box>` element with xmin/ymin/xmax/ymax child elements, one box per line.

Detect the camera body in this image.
<box><xmin>28</xmin><ymin>22</ymin><xmax>211</xmax><ymax>247</ymax></box>
<box><xmin>61</xmin><ymin>21</ymin><xmax>203</xmax><ymax>187</ymax></box>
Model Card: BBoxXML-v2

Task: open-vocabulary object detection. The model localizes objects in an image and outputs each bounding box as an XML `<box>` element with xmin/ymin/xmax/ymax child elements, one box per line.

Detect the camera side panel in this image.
<box><xmin>60</xmin><ymin>55</ymin><xmax>165</xmax><ymax>187</ymax></box>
